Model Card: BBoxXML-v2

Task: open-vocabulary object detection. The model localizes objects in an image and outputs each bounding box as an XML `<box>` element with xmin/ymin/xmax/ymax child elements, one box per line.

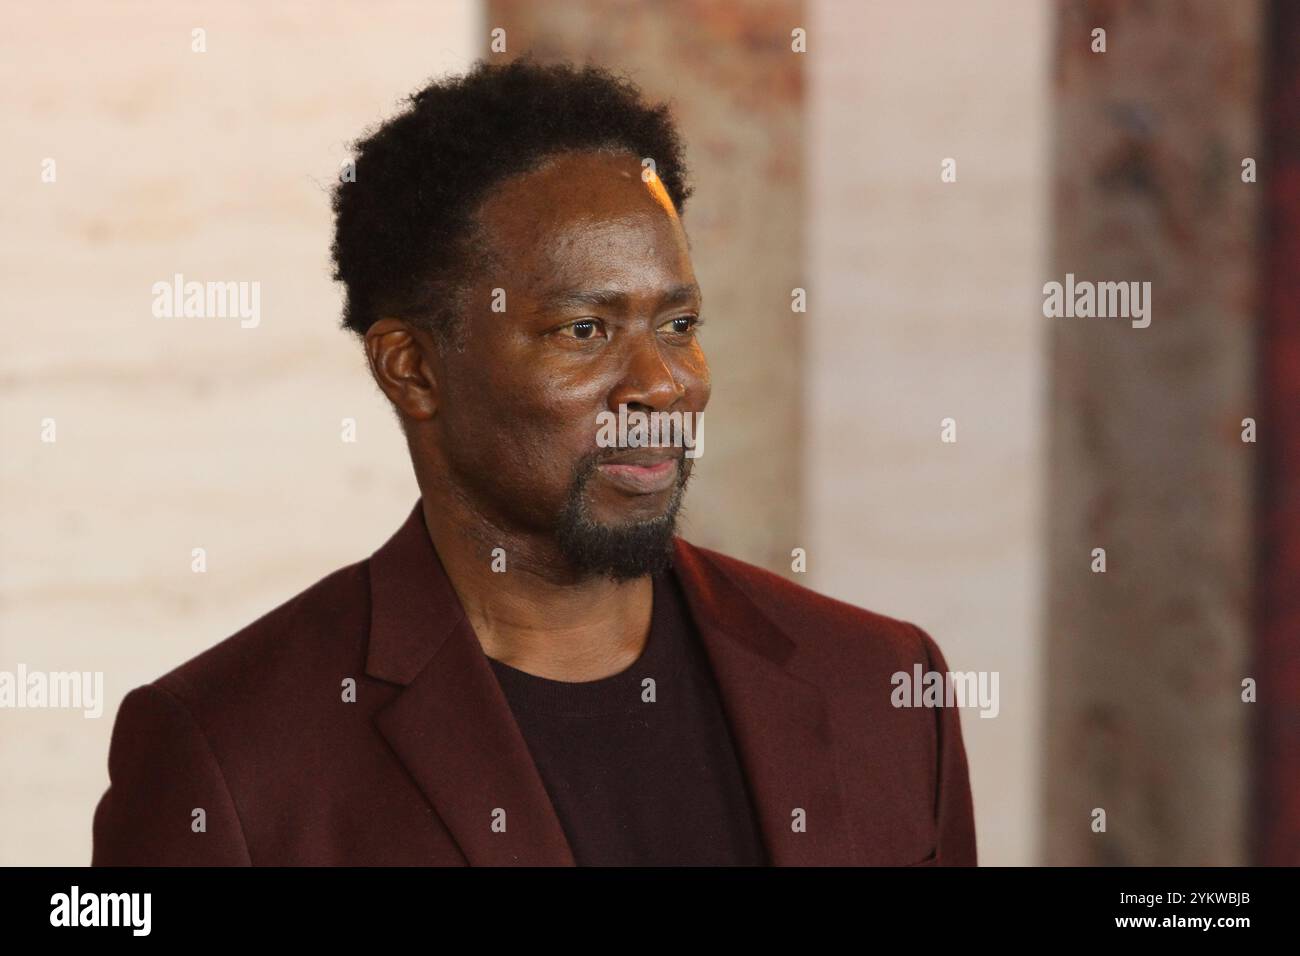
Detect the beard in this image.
<box><xmin>553</xmin><ymin>449</ymin><xmax>693</xmax><ymax>582</ymax></box>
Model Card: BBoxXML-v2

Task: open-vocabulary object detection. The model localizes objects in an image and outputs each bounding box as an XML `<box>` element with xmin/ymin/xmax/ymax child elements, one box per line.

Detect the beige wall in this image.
<box><xmin>806</xmin><ymin>0</ymin><xmax>1050</xmax><ymax>865</ymax></box>
<box><xmin>0</xmin><ymin>0</ymin><xmax>481</xmax><ymax>866</ymax></box>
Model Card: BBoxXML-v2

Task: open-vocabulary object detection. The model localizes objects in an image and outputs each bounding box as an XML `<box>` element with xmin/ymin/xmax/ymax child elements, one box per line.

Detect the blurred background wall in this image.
<box><xmin>1</xmin><ymin>0</ymin><xmax>1290</xmax><ymax>866</ymax></box>
<box><xmin>1</xmin><ymin>0</ymin><xmax>481</xmax><ymax>867</ymax></box>
<box><xmin>1043</xmin><ymin>0</ymin><xmax>1261</xmax><ymax>865</ymax></box>
<box><xmin>805</xmin><ymin>0</ymin><xmax>1048</xmax><ymax>866</ymax></box>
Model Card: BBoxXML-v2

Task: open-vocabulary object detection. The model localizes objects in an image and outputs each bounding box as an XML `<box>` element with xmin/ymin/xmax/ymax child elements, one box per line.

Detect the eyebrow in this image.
<box><xmin>537</xmin><ymin>282</ymin><xmax>702</xmax><ymax>313</ymax></box>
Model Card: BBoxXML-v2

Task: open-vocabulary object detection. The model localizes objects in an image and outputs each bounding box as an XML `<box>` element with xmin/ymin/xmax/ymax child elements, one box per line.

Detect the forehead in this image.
<box><xmin>470</xmin><ymin>149</ymin><xmax>693</xmax><ymax>298</ymax></box>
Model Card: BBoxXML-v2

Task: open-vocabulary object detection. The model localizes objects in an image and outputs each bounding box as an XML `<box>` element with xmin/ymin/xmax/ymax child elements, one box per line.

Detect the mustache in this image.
<box><xmin>588</xmin><ymin>445</ymin><xmax>687</xmax><ymax>466</ymax></box>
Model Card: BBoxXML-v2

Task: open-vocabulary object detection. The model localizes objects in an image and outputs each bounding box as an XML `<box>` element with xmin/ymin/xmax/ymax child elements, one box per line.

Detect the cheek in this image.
<box><xmin>445</xmin><ymin>363</ymin><xmax>608</xmax><ymax>495</ymax></box>
<box><xmin>439</xmin><ymin>318</ymin><xmax>628</xmax><ymax>476</ymax></box>
<box><xmin>511</xmin><ymin>371</ymin><xmax>609</xmax><ymax>467</ymax></box>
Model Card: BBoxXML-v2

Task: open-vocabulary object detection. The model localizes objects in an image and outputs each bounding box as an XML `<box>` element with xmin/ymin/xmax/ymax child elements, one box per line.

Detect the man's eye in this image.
<box><xmin>560</xmin><ymin>319</ymin><xmax>605</xmax><ymax>340</ymax></box>
<box><xmin>660</xmin><ymin>315</ymin><xmax>699</xmax><ymax>335</ymax></box>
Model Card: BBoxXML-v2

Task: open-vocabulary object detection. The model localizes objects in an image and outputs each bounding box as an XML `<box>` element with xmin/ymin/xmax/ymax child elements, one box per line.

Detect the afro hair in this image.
<box><xmin>330</xmin><ymin>56</ymin><xmax>694</xmax><ymax>346</ymax></box>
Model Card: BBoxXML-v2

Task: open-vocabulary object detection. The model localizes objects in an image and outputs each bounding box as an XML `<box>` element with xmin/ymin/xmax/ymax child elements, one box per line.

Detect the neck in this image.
<box><xmin>418</xmin><ymin>493</ymin><xmax>654</xmax><ymax>683</ymax></box>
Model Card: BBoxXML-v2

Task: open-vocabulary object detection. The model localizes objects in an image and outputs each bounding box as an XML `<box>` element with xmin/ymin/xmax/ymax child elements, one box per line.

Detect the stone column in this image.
<box><xmin>1043</xmin><ymin>0</ymin><xmax>1262</xmax><ymax>865</ymax></box>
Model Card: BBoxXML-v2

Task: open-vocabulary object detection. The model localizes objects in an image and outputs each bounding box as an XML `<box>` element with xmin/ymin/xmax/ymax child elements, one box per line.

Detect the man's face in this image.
<box><xmin>427</xmin><ymin>149</ymin><xmax>711</xmax><ymax>578</ymax></box>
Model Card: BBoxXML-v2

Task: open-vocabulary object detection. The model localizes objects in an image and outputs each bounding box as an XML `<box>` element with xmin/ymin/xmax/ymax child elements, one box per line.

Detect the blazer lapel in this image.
<box><xmin>671</xmin><ymin>539</ymin><xmax>859</xmax><ymax>866</ymax></box>
<box><xmin>361</xmin><ymin>501</ymin><xmax>855</xmax><ymax>866</ymax></box>
<box><xmin>366</xmin><ymin>503</ymin><xmax>574</xmax><ymax>866</ymax></box>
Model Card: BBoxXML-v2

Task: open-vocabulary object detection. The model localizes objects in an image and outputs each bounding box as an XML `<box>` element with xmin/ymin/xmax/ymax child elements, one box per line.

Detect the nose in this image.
<box><xmin>608</xmin><ymin>331</ymin><xmax>685</xmax><ymax>413</ymax></box>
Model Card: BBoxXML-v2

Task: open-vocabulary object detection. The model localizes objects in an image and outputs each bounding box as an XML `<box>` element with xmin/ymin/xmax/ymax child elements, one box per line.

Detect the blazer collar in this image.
<box><xmin>366</xmin><ymin>501</ymin><xmax>855</xmax><ymax>866</ymax></box>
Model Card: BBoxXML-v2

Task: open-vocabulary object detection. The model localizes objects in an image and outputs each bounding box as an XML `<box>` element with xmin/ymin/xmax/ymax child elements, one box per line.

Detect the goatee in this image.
<box><xmin>554</xmin><ymin>451</ymin><xmax>692</xmax><ymax>581</ymax></box>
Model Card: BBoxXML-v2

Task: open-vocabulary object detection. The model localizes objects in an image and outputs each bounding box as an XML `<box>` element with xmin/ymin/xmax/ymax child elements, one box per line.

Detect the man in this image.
<box><xmin>92</xmin><ymin>58</ymin><xmax>976</xmax><ymax>866</ymax></box>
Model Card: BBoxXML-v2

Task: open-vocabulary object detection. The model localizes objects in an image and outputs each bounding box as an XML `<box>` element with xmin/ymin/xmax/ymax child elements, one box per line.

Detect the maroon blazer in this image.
<box><xmin>92</xmin><ymin>501</ymin><xmax>977</xmax><ymax>866</ymax></box>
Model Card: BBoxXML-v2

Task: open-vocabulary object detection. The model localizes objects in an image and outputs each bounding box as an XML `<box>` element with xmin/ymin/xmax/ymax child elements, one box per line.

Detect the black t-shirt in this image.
<box><xmin>486</xmin><ymin>568</ymin><xmax>769</xmax><ymax>866</ymax></box>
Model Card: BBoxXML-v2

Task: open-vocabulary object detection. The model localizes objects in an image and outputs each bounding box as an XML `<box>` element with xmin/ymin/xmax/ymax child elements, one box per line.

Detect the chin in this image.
<box><xmin>588</xmin><ymin>492</ymin><xmax>678</xmax><ymax>526</ymax></box>
<box><xmin>555</xmin><ymin>494</ymin><xmax>684</xmax><ymax>582</ymax></box>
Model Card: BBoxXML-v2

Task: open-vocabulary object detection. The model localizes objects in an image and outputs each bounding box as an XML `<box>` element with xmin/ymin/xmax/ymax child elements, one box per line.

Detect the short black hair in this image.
<box><xmin>330</xmin><ymin>56</ymin><xmax>694</xmax><ymax>346</ymax></box>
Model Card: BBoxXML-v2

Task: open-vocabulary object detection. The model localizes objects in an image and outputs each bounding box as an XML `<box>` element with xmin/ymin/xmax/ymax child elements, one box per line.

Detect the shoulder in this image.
<box><xmin>675</xmin><ymin>540</ymin><xmax>949</xmax><ymax>673</ymax></box>
<box><xmin>95</xmin><ymin>557</ymin><xmax>379</xmax><ymax>864</ymax></box>
<box><xmin>148</xmin><ymin>557</ymin><xmax>373</xmax><ymax>720</ymax></box>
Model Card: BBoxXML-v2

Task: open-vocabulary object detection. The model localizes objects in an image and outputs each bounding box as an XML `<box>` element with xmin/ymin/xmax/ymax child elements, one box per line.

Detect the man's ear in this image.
<box><xmin>363</xmin><ymin>318</ymin><xmax>440</xmax><ymax>421</ymax></box>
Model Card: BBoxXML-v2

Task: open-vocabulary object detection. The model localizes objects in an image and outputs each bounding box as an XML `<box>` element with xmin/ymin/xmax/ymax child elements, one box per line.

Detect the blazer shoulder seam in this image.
<box><xmin>681</xmin><ymin>540</ymin><xmax>925</xmax><ymax>644</ymax></box>
<box><xmin>148</xmin><ymin>676</ymin><xmax>255</xmax><ymax>865</ymax></box>
<box><xmin>904</xmin><ymin>621</ymin><xmax>949</xmax><ymax>831</ymax></box>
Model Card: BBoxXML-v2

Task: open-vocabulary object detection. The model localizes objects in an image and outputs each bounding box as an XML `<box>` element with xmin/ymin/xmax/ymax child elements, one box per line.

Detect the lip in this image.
<box><xmin>596</xmin><ymin>455</ymin><xmax>680</xmax><ymax>495</ymax></box>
